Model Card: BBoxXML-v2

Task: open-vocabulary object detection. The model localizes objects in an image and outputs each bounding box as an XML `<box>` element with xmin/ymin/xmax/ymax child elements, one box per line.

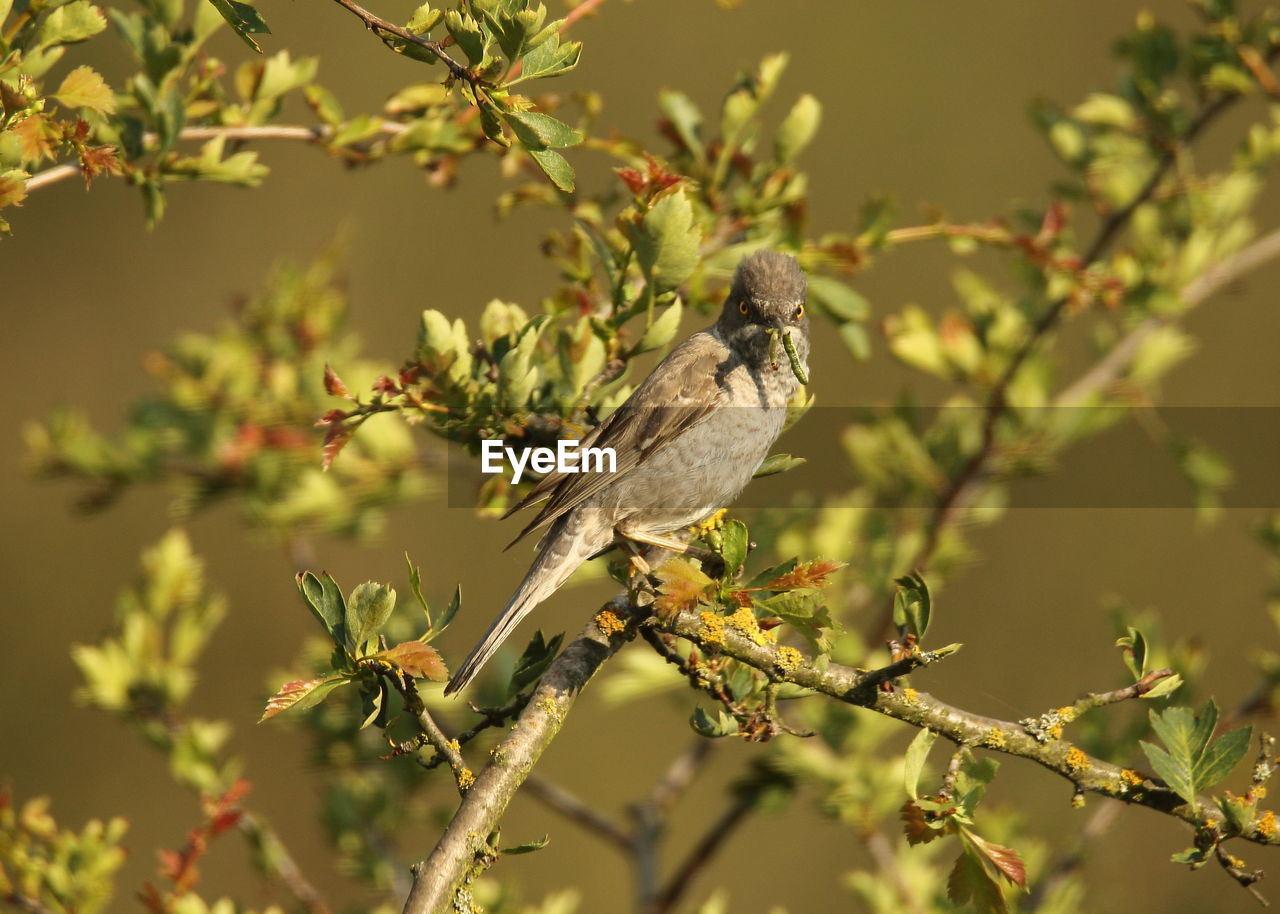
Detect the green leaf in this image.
<box><xmin>1140</xmin><ymin>700</ymin><xmax>1251</xmax><ymax>810</ymax></box>
<box><xmin>892</xmin><ymin>571</ymin><xmax>932</xmax><ymax>641</ymax></box>
<box><xmin>346</xmin><ymin>582</ymin><xmax>396</xmax><ymax>652</ymax></box>
<box><xmin>1116</xmin><ymin>626</ymin><xmax>1148</xmax><ymax>678</ymax></box>
<box><xmin>806</xmin><ymin>275</ymin><xmax>869</xmax><ymax>322</ymax></box>
<box><xmin>406</xmin><ymin>3</ymin><xmax>443</xmax><ymax>34</ymax></box>
<box><xmin>690</xmin><ymin>706</ymin><xmax>737</xmax><ymax>738</ymax></box>
<box><xmin>443</xmin><ymin>10</ymin><xmax>485</xmax><ymax>65</ymax></box>
<box><xmin>516</xmin><ymin>34</ymin><xmax>580</xmax><ymax>81</ymax></box>
<box><xmin>657</xmin><ymin>89</ymin><xmax>705</xmax><ymax>163</ymax></box>
<box><xmin>1197</xmin><ymin>725</ymin><xmax>1252</xmax><ymax>791</ymax></box>
<box><xmin>499</xmin><ymin>835</ymin><xmax>550</xmax><ymax>856</ymax></box>
<box><xmin>759</xmin><ymin>589</ymin><xmax>839</xmax><ymax>654</ymax></box>
<box><xmin>297</xmin><ymin>571</ymin><xmax>348</xmax><ymax>649</ymax></box>
<box><xmin>260</xmin><ymin>675</ymin><xmax>350</xmax><ymax>721</ymax></box>
<box><xmin>953</xmin><ymin>750</ymin><xmax>999</xmax><ymax>818</ymax></box>
<box><xmin>55</xmin><ymin>66</ymin><xmax>116</xmax><ymax>114</ymax></box>
<box><xmin>1141</xmin><ymin>741</ymin><xmax>1196</xmax><ymax>807</ymax></box>
<box><xmin>510</xmin><ymin>630</ymin><xmax>564</xmax><ymax>692</ymax></box>
<box><xmin>527</xmin><ymin>147</ymin><xmax>575</xmax><ymax>192</ymax></box>
<box><xmin>947</xmin><ymin>844</ymin><xmax>1008</xmax><ymax>914</ymax></box>
<box><xmin>745</xmin><ymin>558</ymin><xmax>797</xmax><ymax>589</ymax></box>
<box><xmin>752</xmin><ymin>453</ymin><xmax>806</xmax><ymax>478</ymax></box>
<box><xmin>505</xmin><ymin>110</ymin><xmax>582</xmax><ymax>149</ymax></box>
<box><xmin>774</xmin><ymin>93</ymin><xmax>821</xmax><ymax>163</ymax></box>
<box><xmin>38</xmin><ymin>0</ymin><xmax>107</xmax><ymax>48</ymax></box>
<box><xmin>903</xmin><ymin>728</ymin><xmax>937</xmax><ymax>798</ymax></box>
<box><xmin>712</xmin><ymin>520</ymin><xmax>747</xmax><ymax>581</ymax></box>
<box><xmin>631</xmin><ymin>189</ymin><xmax>701</xmax><ymax>294</ymax></box>
<box><xmin>635</xmin><ymin>297</ymin><xmax>682</xmax><ymax>353</ymax></box>
<box><xmin>204</xmin><ymin>0</ymin><xmax>269</xmax><ymax>52</ymax></box>
<box><xmin>406</xmin><ymin>553</ymin><xmax>431</xmax><ymax>627</ymax></box>
<box><xmin>432</xmin><ymin>584</ymin><xmax>462</xmax><ymax>640</ymax></box>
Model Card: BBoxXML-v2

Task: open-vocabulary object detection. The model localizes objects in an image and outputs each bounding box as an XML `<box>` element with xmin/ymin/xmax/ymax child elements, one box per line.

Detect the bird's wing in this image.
<box><xmin>503</xmin><ymin>332</ymin><xmax>730</xmax><ymax>549</ymax></box>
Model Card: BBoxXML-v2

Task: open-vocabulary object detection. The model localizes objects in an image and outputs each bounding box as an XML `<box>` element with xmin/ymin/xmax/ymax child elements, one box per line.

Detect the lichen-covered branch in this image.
<box><xmin>401</xmin><ymin>597</ymin><xmax>645</xmax><ymax>914</ymax></box>
<box><xmin>657</xmin><ymin>608</ymin><xmax>1280</xmax><ymax>848</ymax></box>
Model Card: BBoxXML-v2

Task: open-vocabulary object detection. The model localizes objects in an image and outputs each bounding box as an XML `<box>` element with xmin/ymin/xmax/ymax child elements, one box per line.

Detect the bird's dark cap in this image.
<box><xmin>731</xmin><ymin>250</ymin><xmax>806</xmax><ymax>303</ymax></box>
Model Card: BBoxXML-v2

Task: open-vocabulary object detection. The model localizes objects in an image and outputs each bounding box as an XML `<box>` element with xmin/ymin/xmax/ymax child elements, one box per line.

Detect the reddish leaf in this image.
<box><xmin>323</xmin><ymin>363</ymin><xmax>352</xmax><ymax>398</ymax></box>
<box><xmin>766</xmin><ymin>559</ymin><xmax>845</xmax><ymax>591</ymax></box>
<box><xmin>377</xmin><ymin>640</ymin><xmax>449</xmax><ymax>682</ymax></box>
<box><xmin>372</xmin><ymin>374</ymin><xmax>398</xmax><ymax>393</ymax></box>
<box><xmin>78</xmin><ymin>144</ymin><xmax>122</xmax><ymax>187</ymax></box>
<box><xmin>615</xmin><ymin>166</ymin><xmax>645</xmax><ymax>195</ymax></box>
<box><xmin>260</xmin><ymin>675</ymin><xmax>350</xmax><ymax>721</ymax></box>
<box><xmin>321</xmin><ymin>424</ymin><xmax>353</xmax><ymax>471</ymax></box>
<box><xmin>900</xmin><ymin>800</ymin><xmax>944</xmax><ymax>846</ymax></box>
<box><xmin>965</xmin><ymin>828</ymin><xmax>1027</xmax><ymax>889</ymax></box>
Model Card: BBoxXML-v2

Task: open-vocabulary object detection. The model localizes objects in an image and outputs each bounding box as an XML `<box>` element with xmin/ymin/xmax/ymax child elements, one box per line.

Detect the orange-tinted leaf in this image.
<box><xmin>966</xmin><ymin>829</ymin><xmax>1027</xmax><ymax>889</ymax></box>
<box><xmin>654</xmin><ymin>558</ymin><xmax>714</xmax><ymax>616</ymax></box>
<box><xmin>377</xmin><ymin>640</ymin><xmax>449</xmax><ymax>682</ymax></box>
<box><xmin>55</xmin><ymin>65</ymin><xmax>116</xmax><ymax>114</ymax></box>
<box><xmin>0</xmin><ymin>171</ymin><xmax>27</xmax><ymax>209</ymax></box>
<box><xmin>12</xmin><ymin>114</ymin><xmax>58</xmax><ymax>163</ymax></box>
<box><xmin>321</xmin><ymin>423</ymin><xmax>353</xmax><ymax>471</ymax></box>
<box><xmin>323</xmin><ymin>363</ymin><xmax>351</xmax><ymax>398</ymax></box>
<box><xmin>765</xmin><ymin>558</ymin><xmax>845</xmax><ymax>591</ymax></box>
<box><xmin>260</xmin><ymin>675</ymin><xmax>350</xmax><ymax>721</ymax></box>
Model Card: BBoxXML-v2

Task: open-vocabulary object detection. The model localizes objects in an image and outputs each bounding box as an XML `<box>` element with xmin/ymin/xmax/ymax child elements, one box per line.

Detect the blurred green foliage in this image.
<box><xmin>9</xmin><ymin>0</ymin><xmax>1280</xmax><ymax>912</ymax></box>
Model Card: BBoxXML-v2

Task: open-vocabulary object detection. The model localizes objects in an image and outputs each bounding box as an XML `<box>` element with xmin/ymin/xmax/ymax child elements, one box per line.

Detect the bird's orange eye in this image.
<box><xmin>793</xmin><ymin>304</ymin><xmax>805</xmax><ymax>320</ymax></box>
<box><xmin>738</xmin><ymin>300</ymin><xmax>749</xmax><ymax>315</ymax></box>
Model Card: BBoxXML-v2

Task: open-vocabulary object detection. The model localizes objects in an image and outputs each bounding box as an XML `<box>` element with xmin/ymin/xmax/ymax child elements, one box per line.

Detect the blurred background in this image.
<box><xmin>4</xmin><ymin>0</ymin><xmax>1280</xmax><ymax>911</ymax></box>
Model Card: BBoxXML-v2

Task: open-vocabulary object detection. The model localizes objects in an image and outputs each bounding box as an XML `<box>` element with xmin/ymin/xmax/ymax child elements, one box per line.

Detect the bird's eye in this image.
<box><xmin>793</xmin><ymin>304</ymin><xmax>805</xmax><ymax>320</ymax></box>
<box><xmin>738</xmin><ymin>300</ymin><xmax>749</xmax><ymax>316</ymax></box>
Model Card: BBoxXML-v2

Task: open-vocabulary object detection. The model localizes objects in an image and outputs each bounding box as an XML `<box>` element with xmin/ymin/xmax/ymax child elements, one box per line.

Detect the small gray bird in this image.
<box><xmin>444</xmin><ymin>250</ymin><xmax>810</xmax><ymax>695</ymax></box>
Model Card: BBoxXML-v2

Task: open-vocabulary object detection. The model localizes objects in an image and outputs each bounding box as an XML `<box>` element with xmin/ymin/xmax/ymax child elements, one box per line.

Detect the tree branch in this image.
<box><xmin>1056</xmin><ymin>224</ymin><xmax>1280</xmax><ymax>406</ymax></box>
<box><xmin>652</xmin><ymin>791</ymin><xmax>754</xmax><ymax>914</ymax></box>
<box><xmin>401</xmin><ymin>596</ymin><xmax>645</xmax><ymax>914</ymax></box>
<box><xmin>659</xmin><ymin>607</ymin><xmax>1280</xmax><ymax>848</ymax></box>
<box><xmin>322</xmin><ymin>0</ymin><xmax>475</xmax><ymax>84</ymax></box>
<box><xmin>522</xmin><ymin>775</ymin><xmax>631</xmax><ymax>853</ymax></box>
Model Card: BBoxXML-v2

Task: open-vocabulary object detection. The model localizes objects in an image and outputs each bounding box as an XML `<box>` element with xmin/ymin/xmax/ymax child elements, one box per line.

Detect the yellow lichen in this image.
<box><xmin>1257</xmin><ymin>786</ymin><xmax>1269</xmax><ymax>799</ymax></box>
<box><xmin>1120</xmin><ymin>768</ymin><xmax>1143</xmax><ymax>788</ymax></box>
<box><xmin>458</xmin><ymin>768</ymin><xmax>476</xmax><ymax>790</ymax></box>
<box><xmin>901</xmin><ymin>688</ymin><xmax>919</xmax><ymax>705</ymax></box>
<box><xmin>775</xmin><ymin>645</ymin><xmax>804</xmax><ymax>672</ymax></box>
<box><xmin>1048</xmin><ymin>723</ymin><xmax>1065</xmax><ymax>740</ymax></box>
<box><xmin>983</xmin><ymin>728</ymin><xmax>1006</xmax><ymax>749</ymax></box>
<box><xmin>700</xmin><ymin>610</ymin><xmax>726</xmax><ymax>645</ymax></box>
<box><xmin>595</xmin><ymin>608</ymin><xmax>626</xmax><ymax>636</ymax></box>
<box><xmin>1256</xmin><ymin>810</ymin><xmax>1277</xmax><ymax>838</ymax></box>
<box><xmin>727</xmin><ymin>607</ymin><xmax>768</xmax><ymax>645</ymax></box>
<box><xmin>691</xmin><ymin>509</ymin><xmax>728</xmax><ymax>536</ymax></box>
<box><xmin>1071</xmin><ymin>791</ymin><xmax>1085</xmax><ymax>809</ymax></box>
<box><xmin>536</xmin><ymin>695</ymin><xmax>561</xmax><ymax>721</ymax></box>
<box><xmin>1065</xmin><ymin>746</ymin><xmax>1087</xmax><ymax>771</ymax></box>
<box><xmin>447</xmin><ymin>739</ymin><xmax>461</xmax><ymax>752</ymax></box>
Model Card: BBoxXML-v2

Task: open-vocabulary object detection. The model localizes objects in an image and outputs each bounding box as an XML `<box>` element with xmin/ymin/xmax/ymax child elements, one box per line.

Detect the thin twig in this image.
<box><xmin>412</xmin><ymin>698</ymin><xmax>471</xmax><ymax>794</ymax></box>
<box><xmin>237</xmin><ymin>811</ymin><xmax>333</xmax><ymax>914</ymax></box>
<box><xmin>652</xmin><ymin>792</ymin><xmax>754</xmax><ymax>914</ymax></box>
<box><xmin>864</xmin><ymin>829</ymin><xmax>928</xmax><ymax>914</ymax></box>
<box><xmin>1028</xmin><ymin>800</ymin><xmax>1122</xmax><ymax>911</ymax></box>
<box><xmin>522</xmin><ymin>776</ymin><xmax>631</xmax><ymax>852</ymax></box>
<box><xmin>24</xmin><ymin>123</ymin><xmax>412</xmax><ymax>194</ymax></box>
<box><xmin>323</xmin><ymin>0</ymin><xmax>474</xmax><ymax>84</ymax></box>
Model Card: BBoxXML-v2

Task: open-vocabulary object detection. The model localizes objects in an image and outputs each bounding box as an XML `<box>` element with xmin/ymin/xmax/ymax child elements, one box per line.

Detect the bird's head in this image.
<box><xmin>717</xmin><ymin>250</ymin><xmax>810</xmax><ymax>376</ymax></box>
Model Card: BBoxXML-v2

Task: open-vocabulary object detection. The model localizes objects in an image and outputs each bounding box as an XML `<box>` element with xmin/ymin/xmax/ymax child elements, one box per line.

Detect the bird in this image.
<box><xmin>444</xmin><ymin>250</ymin><xmax>810</xmax><ymax>695</ymax></box>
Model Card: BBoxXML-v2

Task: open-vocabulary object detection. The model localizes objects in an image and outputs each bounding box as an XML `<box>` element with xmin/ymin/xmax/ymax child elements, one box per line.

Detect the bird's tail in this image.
<box><xmin>444</xmin><ymin>515</ymin><xmax>610</xmax><ymax>696</ymax></box>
